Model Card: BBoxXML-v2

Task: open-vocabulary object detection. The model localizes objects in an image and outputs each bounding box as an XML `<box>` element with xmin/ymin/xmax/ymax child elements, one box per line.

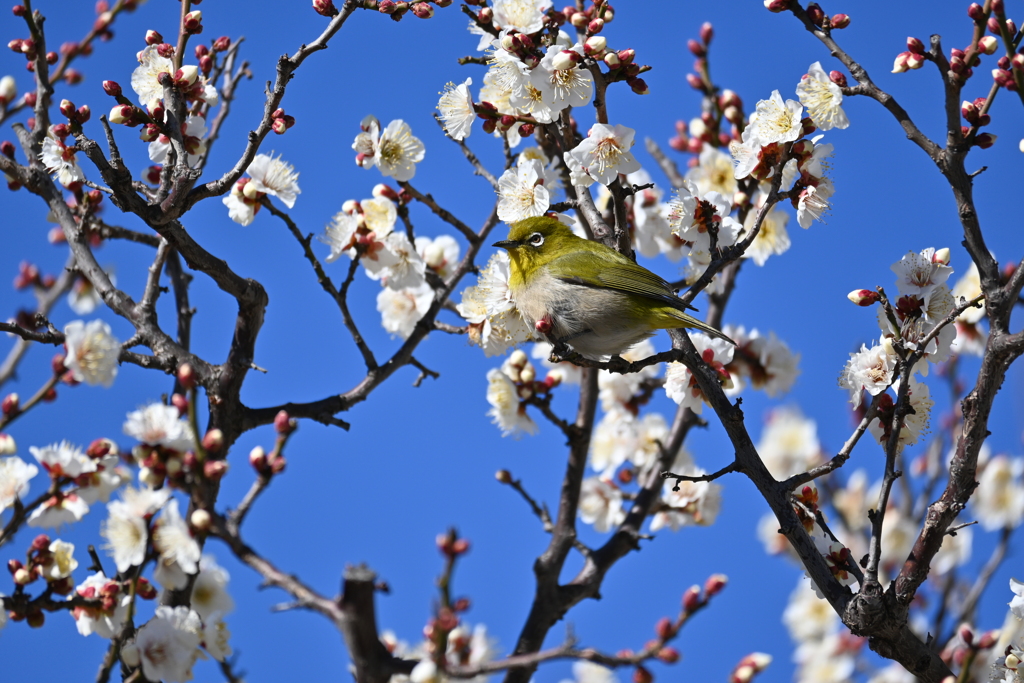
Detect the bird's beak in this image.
<box><xmin>492</xmin><ymin>239</ymin><xmax>520</xmax><ymax>250</ymax></box>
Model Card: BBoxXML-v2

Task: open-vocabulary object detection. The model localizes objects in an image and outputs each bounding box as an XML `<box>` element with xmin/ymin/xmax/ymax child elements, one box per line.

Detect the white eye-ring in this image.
<box><xmin>529</xmin><ymin>232</ymin><xmax>544</xmax><ymax>247</ymax></box>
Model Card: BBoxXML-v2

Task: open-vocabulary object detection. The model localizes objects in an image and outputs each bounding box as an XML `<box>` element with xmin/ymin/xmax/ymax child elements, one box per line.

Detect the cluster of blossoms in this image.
<box><xmin>352</xmin><ymin>115</ymin><xmax>425</xmax><ymax>182</ymax></box>
<box><xmin>838</xmin><ymin>247</ymin><xmax>984</xmax><ymax>450</ymax></box>
<box><xmin>223</xmin><ymin>152</ymin><xmax>301</xmax><ymax>226</ymax></box>
<box><xmin>318</xmin><ymin>185</ymin><xmax>461</xmax><ymax>340</ymax></box>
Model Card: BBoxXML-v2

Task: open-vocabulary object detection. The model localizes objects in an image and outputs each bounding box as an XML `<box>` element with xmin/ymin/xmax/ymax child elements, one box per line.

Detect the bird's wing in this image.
<box><xmin>547</xmin><ymin>250</ymin><xmax>686</xmax><ymax>311</ymax></box>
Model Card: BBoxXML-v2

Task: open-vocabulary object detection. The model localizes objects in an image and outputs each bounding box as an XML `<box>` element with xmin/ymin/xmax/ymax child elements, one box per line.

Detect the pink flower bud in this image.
<box><xmin>12</xmin><ymin>5</ymin><xmax>26</xmax><ymax>16</ymax></box>
<box><xmin>978</xmin><ymin>35</ymin><xmax>998</xmax><ymax>55</ymax></box>
<box><xmin>31</xmin><ymin>533</ymin><xmax>50</xmax><ymax>550</ymax></box>
<box><xmin>682</xmin><ymin>585</ymin><xmax>701</xmax><ymax>612</ymax></box>
<box><xmin>617</xmin><ymin>48</ymin><xmax>635</xmax><ymax>64</ymax></box>
<box><xmin>975</xmin><ymin>132</ymin><xmax>997</xmax><ymax>148</ymax></box>
<box><xmin>1</xmin><ymin>393</ymin><xmax>19</xmax><ymax>416</ymax></box>
<box><xmin>907</xmin><ymin>36</ymin><xmax>924</xmax><ymax>54</ymax></box>
<box><xmin>998</xmin><ymin>55</ymin><xmax>1011</xmax><ymax>69</ymax></box>
<box><xmin>411</xmin><ymin>2</ymin><xmax>433</xmax><ymax>18</ymax></box>
<box><xmin>831</xmin><ymin>13</ymin><xmax>850</xmax><ymax>28</ymax></box>
<box><xmin>249</xmin><ymin>445</ymin><xmax>268</xmax><ymax>472</ymax></box>
<box><xmin>59</xmin><ymin>99</ymin><xmax>76</xmax><ymax>119</ymax></box>
<box><xmin>183</xmin><ymin>10</ymin><xmax>202</xmax><ymax>34</ymax></box>
<box><xmin>313</xmin><ymin>0</ymin><xmax>338</xmax><ymax>16</ymax></box>
<box><xmin>968</xmin><ymin>2</ymin><xmax>985</xmax><ymax>21</ymax></box>
<box><xmin>145</xmin><ymin>29</ymin><xmax>163</xmax><ymax>45</ymax></box>
<box><xmin>171</xmin><ymin>392</ymin><xmax>189</xmax><ymax>415</ymax></box>
<box><xmin>518</xmin><ymin>123</ymin><xmax>534</xmax><ymax>137</ymax></box>
<box><xmin>584</xmin><ymin>35</ymin><xmax>606</xmax><ymax>56</ymax></box>
<box><xmin>177</xmin><ymin>362</ymin><xmax>196</xmax><ymax>390</ymax></box>
<box><xmin>587</xmin><ymin>17</ymin><xmax>604</xmax><ymax>34</ymax></box>
<box><xmin>976</xmin><ymin>630</ymin><xmax>999</xmax><ymax>649</ymax></box>
<box><xmin>700</xmin><ymin>22</ymin><xmax>713</xmax><ymax>44</ymax></box>
<box><xmin>628</xmin><ymin>77</ymin><xmax>649</xmax><ymax>95</ymax></box>
<box><xmin>806</xmin><ymin>3</ymin><xmax>824</xmax><ymax>26</ymax></box>
<box><xmin>686</xmin><ymin>73</ymin><xmax>705</xmax><ymax>91</ymax></box>
<box><xmin>763</xmin><ymin>0</ymin><xmax>790</xmax><ymax>12</ymax></box>
<box><xmin>847</xmin><ymin>289</ymin><xmax>880</xmax><ymax>306</ymax></box>
<box><xmin>173</xmin><ymin>65</ymin><xmax>199</xmax><ymax>87</ymax></box>
<box><xmin>203</xmin><ymin>460</ymin><xmax>228</xmax><ymax>481</ymax></box>
<box><xmin>495</xmin><ymin>469</ymin><xmax>512</xmax><ymax>484</ymax></box>
<box><xmin>655</xmin><ymin>616</ymin><xmax>675</xmax><ymax>639</ymax></box>
<box><xmin>632</xmin><ymin>666</ymin><xmax>652</xmax><ymax>683</ymax></box>
<box><xmin>687</xmin><ymin>39</ymin><xmax>705</xmax><ymax>57</ymax></box>
<box><xmin>932</xmin><ymin>247</ymin><xmax>951</xmax><ymax>265</ymax></box>
<box><xmin>829</xmin><ymin>70</ymin><xmax>847</xmax><ymax>87</ymax></box>
<box><xmin>478</xmin><ymin>6</ymin><xmax>492</xmax><ymax>22</ymax></box>
<box><xmin>274</xmin><ymin>409</ymin><xmax>297</xmax><ymax>435</ymax></box>
<box><xmin>136</xmin><ymin>577</ymin><xmax>157</xmax><ymax>600</ymax></box>
<box><xmin>551</xmin><ymin>49</ymin><xmax>580</xmax><ymax>71</ymax></box>
<box><xmin>704</xmin><ymin>573</ymin><xmax>728</xmax><ymax>597</ymax></box>
<box><xmin>907</xmin><ymin>52</ymin><xmax>926</xmax><ymax>69</ymax></box>
<box><xmin>201</xmin><ymin>429</ymin><xmax>224</xmax><ymax>453</ymax></box>
<box><xmin>959</xmin><ymin>624</ymin><xmax>974</xmax><ymax>646</ymax></box>
<box><xmin>570</xmin><ymin>11</ymin><xmax>587</xmax><ymax>28</ymax></box>
<box><xmin>993</xmin><ymin>0</ymin><xmax>1004</xmax><ymax>13</ymax></box>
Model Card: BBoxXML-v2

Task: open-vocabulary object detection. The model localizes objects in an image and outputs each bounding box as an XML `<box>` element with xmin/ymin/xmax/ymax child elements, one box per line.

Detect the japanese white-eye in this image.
<box><xmin>493</xmin><ymin>216</ymin><xmax>735</xmax><ymax>358</ymax></box>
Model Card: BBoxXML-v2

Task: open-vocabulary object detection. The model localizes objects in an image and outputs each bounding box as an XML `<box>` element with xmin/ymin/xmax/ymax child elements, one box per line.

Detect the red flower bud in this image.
<box><xmin>274</xmin><ymin>409</ymin><xmax>296</xmax><ymax>435</ymax></box>
<box><xmin>145</xmin><ymin>29</ymin><xmax>163</xmax><ymax>45</ymax></box>
<box><xmin>699</xmin><ymin>22</ymin><xmax>713</xmax><ymax>44</ymax></box>
<box><xmin>829</xmin><ymin>70</ymin><xmax>847</xmax><ymax>87</ymax></box>
<box><xmin>831</xmin><ymin>13</ymin><xmax>850</xmax><ymax>29</ymax></box>
<box><xmin>682</xmin><ymin>585</ymin><xmax>701</xmax><ymax>612</ymax></box>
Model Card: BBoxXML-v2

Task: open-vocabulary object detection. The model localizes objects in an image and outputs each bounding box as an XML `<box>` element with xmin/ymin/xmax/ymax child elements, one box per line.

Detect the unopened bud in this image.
<box><xmin>829</xmin><ymin>70</ymin><xmax>847</xmax><ymax>87</ymax></box>
<box><xmin>700</xmin><ymin>22</ymin><xmax>713</xmax><ymax>44</ymax></box>
<box><xmin>687</xmin><ymin>39</ymin><xmax>705</xmax><ymax>57</ymax></box>
<box><xmin>632</xmin><ymin>666</ymin><xmax>652</xmax><ymax>683</ymax></box>
<box><xmin>121</xmin><ymin>643</ymin><xmax>141</xmax><ymax>668</ymax></box>
<box><xmin>201</xmin><ymin>429</ymin><xmax>224</xmax><ymax>453</ymax></box>
<box><xmin>203</xmin><ymin>460</ymin><xmax>228</xmax><ymax>481</ymax></box>
<box><xmin>682</xmin><ymin>585</ymin><xmax>701</xmax><ymax>612</ymax></box>
<box><xmin>628</xmin><ymin>77</ymin><xmax>649</xmax><ymax>95</ymax></box>
<box><xmin>959</xmin><ymin>624</ymin><xmax>974</xmax><ymax>646</ymax></box>
<box><xmin>495</xmin><ymin>469</ymin><xmax>512</xmax><ymax>483</ymax></box>
<box><xmin>975</xmin><ymin>132</ymin><xmax>997</xmax><ymax>148</ymax></box>
<box><xmin>13</xmin><ymin>567</ymin><xmax>32</xmax><ymax>584</ymax></box>
<box><xmin>584</xmin><ymin>35</ymin><xmax>606</xmax><ymax>56</ymax></box>
<box><xmin>587</xmin><ymin>18</ymin><xmax>604</xmax><ymax>34</ymax></box>
<box><xmin>190</xmin><ymin>508</ymin><xmax>212</xmax><ymax>531</ymax></box>
<box><xmin>932</xmin><ymin>247</ymin><xmax>951</xmax><ymax>265</ymax></box>
<box><xmin>145</xmin><ymin>30</ymin><xmax>163</xmax><ymax>45</ymax></box>
<box><xmin>411</xmin><ymin>2</ymin><xmax>433</xmax><ymax>18</ymax></box>
<box><xmin>704</xmin><ymin>573</ymin><xmax>728</xmax><ymax>596</ymax></box>
<box><xmin>805</xmin><ymin>3</ymin><xmax>824</xmax><ymax>26</ymax></box>
<box><xmin>551</xmin><ymin>49</ymin><xmax>580</xmax><ymax>71</ymax></box>
<box><xmin>907</xmin><ymin>37</ymin><xmax>925</xmax><ymax>54</ymax></box>
<box><xmin>274</xmin><ymin>409</ymin><xmax>297</xmax><ymax>435</ymax></box>
<box><xmin>1</xmin><ymin>393</ymin><xmax>19</xmax><ymax>416</ymax></box>
<box><xmin>655</xmin><ymin>616</ymin><xmax>675</xmax><ymax>639</ymax></box>
<box><xmin>892</xmin><ymin>52</ymin><xmax>910</xmax><ymax>73</ymax></box>
<box><xmin>763</xmin><ymin>0</ymin><xmax>791</xmax><ymax>11</ymax></box>
<box><xmin>183</xmin><ymin>10</ymin><xmax>203</xmax><ymax>33</ymax></box>
<box><xmin>59</xmin><ymin>99</ymin><xmax>76</xmax><ymax>119</ymax></box>
<box><xmin>976</xmin><ymin>629</ymin><xmax>1000</xmax><ymax>649</ymax></box>
<box><xmin>617</xmin><ymin>49</ymin><xmax>635</xmax><ymax>64</ymax></box>
<box><xmin>249</xmin><ymin>445</ymin><xmax>267</xmax><ymax>471</ymax></box>
<box><xmin>686</xmin><ymin>73</ymin><xmax>704</xmax><ymax>91</ymax></box>
<box><xmin>658</xmin><ymin>647</ymin><xmax>680</xmax><ymax>664</ymax></box>
<box><xmin>831</xmin><ymin>13</ymin><xmax>850</xmax><ymax>29</ymax></box>
<box><xmin>907</xmin><ymin>52</ymin><xmax>926</xmax><ymax>70</ymax></box>
<box><xmin>0</xmin><ymin>433</ymin><xmax>15</xmax><ymax>455</ymax></box>
<box><xmin>847</xmin><ymin>289</ymin><xmax>880</xmax><ymax>306</ymax></box>
<box><xmin>170</xmin><ymin>392</ymin><xmax>189</xmax><ymax>415</ymax></box>
<box><xmin>978</xmin><ymin>35</ymin><xmax>998</xmax><ymax>55</ymax></box>
<box><xmin>313</xmin><ymin>0</ymin><xmax>338</xmax><ymax>16</ymax></box>
<box><xmin>174</xmin><ymin>65</ymin><xmax>199</xmax><ymax>87</ymax></box>
<box><xmin>177</xmin><ymin>362</ymin><xmax>196</xmax><ymax>389</ymax></box>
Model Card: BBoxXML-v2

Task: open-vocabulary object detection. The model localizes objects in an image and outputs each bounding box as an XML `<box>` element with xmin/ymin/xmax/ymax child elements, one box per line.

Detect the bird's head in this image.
<box><xmin>492</xmin><ymin>216</ymin><xmax>577</xmax><ymax>282</ymax></box>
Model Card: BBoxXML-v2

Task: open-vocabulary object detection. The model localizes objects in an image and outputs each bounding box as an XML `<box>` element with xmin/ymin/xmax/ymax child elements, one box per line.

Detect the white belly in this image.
<box><xmin>512</xmin><ymin>271</ymin><xmax>656</xmax><ymax>358</ymax></box>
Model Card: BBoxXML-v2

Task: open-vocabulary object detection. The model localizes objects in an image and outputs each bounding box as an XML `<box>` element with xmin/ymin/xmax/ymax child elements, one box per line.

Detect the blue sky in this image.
<box><xmin>1</xmin><ymin>1</ymin><xmax>1022</xmax><ymax>681</ymax></box>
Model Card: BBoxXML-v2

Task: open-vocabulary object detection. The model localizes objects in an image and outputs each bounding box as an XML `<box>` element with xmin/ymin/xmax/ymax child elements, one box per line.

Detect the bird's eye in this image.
<box><xmin>529</xmin><ymin>232</ymin><xmax>544</xmax><ymax>247</ymax></box>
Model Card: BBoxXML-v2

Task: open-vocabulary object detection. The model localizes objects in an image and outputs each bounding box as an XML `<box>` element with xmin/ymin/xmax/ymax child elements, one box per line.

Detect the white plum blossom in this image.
<box><xmin>437</xmin><ymin>77</ymin><xmax>475</xmax><ymax>141</ymax></box>
<box><xmin>796</xmin><ymin>62</ymin><xmax>850</xmax><ymax>131</ymax></box>
<box><xmin>319</xmin><ymin>207</ymin><xmax>360</xmax><ymax>262</ymax></box>
<box><xmin>148</xmin><ymin>114</ymin><xmax>207</xmax><ymax>168</ymax></box>
<box><xmin>244</xmin><ymin>152</ymin><xmax>300</xmax><ymax>208</ymax></box>
<box><xmin>190</xmin><ymin>555</ymin><xmax>234</xmax><ymax>621</ymax></box>
<box><xmin>63</xmin><ymin>319</ymin><xmax>120</xmax><ymax>387</ymax></box>
<box><xmin>485</xmin><ymin>367</ymin><xmax>537</xmax><ymax>438</ymax></box>
<box><xmin>578</xmin><ymin>476</ymin><xmax>625</xmax><ymax>532</ymax></box>
<box><xmin>667</xmin><ymin>181</ymin><xmax>742</xmax><ymax>257</ymax></box>
<box><xmin>492</xmin><ymin>0</ymin><xmax>551</xmax><ymax>33</ymax></box>
<box><xmin>590</xmin><ymin>409</ymin><xmax>637</xmax><ymax>476</ymax></box>
<box><xmin>564</xmin><ymin>123</ymin><xmax>641</xmax><ymax>186</ymax></box>
<box><xmin>650</xmin><ymin>464</ymin><xmax>722</xmax><ymax>530</ymax></box>
<box><xmin>952</xmin><ymin>261</ymin><xmax>985</xmax><ymax>324</ymax></box>
<box><xmin>131</xmin><ymin>44</ymin><xmax>173</xmax><ymax>108</ymax></box>
<box><xmin>352</xmin><ymin>115</ymin><xmax>381</xmax><ymax>168</ymax></box>
<box><xmin>838</xmin><ymin>339</ymin><xmax>897</xmax><ymax>407</ymax></box>
<box><xmin>795</xmin><ymin>635</ymin><xmax>856</xmax><ymax>683</ymax></box>
<box><xmin>39</xmin><ymin>132</ymin><xmax>85</xmax><ymax>187</ymax></box>
<box><xmin>222</xmin><ymin>180</ymin><xmax>258</xmax><ymax>226</ymax></box>
<box><xmin>27</xmin><ymin>490</ymin><xmax>90</xmax><ymax>527</ymax></box>
<box><xmin>41</xmin><ymin>538</ymin><xmax>78</xmax><ymax>580</ymax></box>
<box><xmin>102</xmin><ymin>487</ymin><xmax>171</xmax><ymax>573</ymax></box>
<box><xmin>971</xmin><ymin>455</ymin><xmax>1024</xmax><ymax>531</ymax></box>
<box><xmin>745</xmin><ymin>90</ymin><xmax>804</xmax><ymax>146</ymax></box>
<box><xmin>496</xmin><ymin>157</ymin><xmax>551</xmax><ymax>222</ymax></box>
<box><xmin>596</xmin><ymin>339</ymin><xmax>660</xmax><ymax>411</ymax></box>
<box><xmin>457</xmin><ymin>251</ymin><xmax>535</xmax><ymax>356</ymax></box>
<box><xmin>783</xmin><ymin>578</ymin><xmax>840</xmax><ymax>643</ymax></box>
<box><xmin>377</xmin><ymin>119</ymin><xmax>425</xmax><ymax>181</ymax></box>
<box><xmin>132</xmin><ymin>606</ymin><xmax>203</xmax><ymax>683</ymax></box>
<box><xmin>685</xmin><ymin>145</ymin><xmax>738</xmax><ymax>198</ymax></box>
<box><xmin>0</xmin><ymin>456</ymin><xmax>37</xmax><ymax>512</ymax></box>
<box><xmin>31</xmin><ymin>441</ymin><xmax>95</xmax><ymax>479</ymax></box>
<box><xmin>890</xmin><ymin>247</ymin><xmax>953</xmax><ymax>299</ymax></box>
<box><xmin>68</xmin><ymin>268</ymin><xmax>114</xmax><ymax>315</ymax></box>
<box><xmin>868</xmin><ymin>377</ymin><xmax>933</xmax><ymax>451</ymax></box>
<box><xmin>203</xmin><ymin>617</ymin><xmax>233</xmax><ymax>662</ymax></box>
<box><xmin>1010</xmin><ymin>578</ymin><xmax>1024</xmax><ymax>620</ymax></box>
<box><xmin>531</xmin><ymin>43</ymin><xmax>593</xmax><ymax>113</ymax></box>
<box><xmin>664</xmin><ymin>334</ymin><xmax>735</xmax><ymax>413</ymax></box>
<box><xmin>72</xmin><ymin>572</ymin><xmax>131</xmax><ymax>638</ymax></box>
<box><xmin>757</xmin><ymin>407</ymin><xmax>821</xmax><ymax>480</ymax></box>
<box><xmin>743</xmin><ymin>206</ymin><xmax>791</xmax><ymax>266</ymax></box>
<box><xmin>561</xmin><ymin>661</ymin><xmax>620</xmax><ymax>683</ymax></box>
<box><xmin>377</xmin><ymin>282</ymin><xmax>434</xmax><ymax>340</ymax></box>
<box><xmin>152</xmin><ymin>499</ymin><xmax>201</xmax><ymax>589</ymax></box>
<box><xmin>795</xmin><ymin>180</ymin><xmax>834</xmax><ymax>228</ymax></box>
<box><xmin>364</xmin><ymin>232</ymin><xmax>427</xmax><ymax>290</ymax></box>
<box><xmin>416</xmin><ymin>235</ymin><xmax>461</xmax><ymax>279</ymax></box>
<box><xmin>723</xmin><ymin>326</ymin><xmax>800</xmax><ymax>397</ymax></box>
<box><xmin>123</xmin><ymin>403</ymin><xmax>195</xmax><ymax>453</ymax></box>
<box><xmin>76</xmin><ymin>451</ymin><xmax>126</xmax><ymax>505</ymax></box>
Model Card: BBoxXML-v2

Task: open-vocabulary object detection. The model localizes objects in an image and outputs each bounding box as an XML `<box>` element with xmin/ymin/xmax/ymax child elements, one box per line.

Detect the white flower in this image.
<box><xmin>745</xmin><ymin>90</ymin><xmax>804</xmax><ymax>146</ymax></box>
<box><xmin>364</xmin><ymin>231</ymin><xmax>427</xmax><ymax>290</ymax></box>
<box><xmin>531</xmin><ymin>43</ymin><xmax>593</xmax><ymax>113</ymax></box>
<box><xmin>320</xmin><ymin>207</ymin><xmax>360</xmax><ymax>262</ymax></box>
<box><xmin>743</xmin><ymin>206</ymin><xmax>790</xmax><ymax>266</ymax></box>
<box><xmin>596</xmin><ymin>339</ymin><xmax>660</xmax><ymax>411</ymax></box>
<box><xmin>1010</xmin><ymin>577</ymin><xmax>1024</xmax><ymax>620</ymax></box>
<box><xmin>416</xmin><ymin>235</ymin><xmax>460</xmax><ymax>279</ymax></box>
<box><xmin>245</xmin><ymin>152</ymin><xmax>300</xmax><ymax>208</ymax></box>
<box><xmin>757</xmin><ymin>407</ymin><xmax>821</xmax><ymax>480</ymax></box>
<box><xmin>31</xmin><ymin>441</ymin><xmax>95</xmax><ymax>479</ymax></box>
<box><xmin>783</xmin><ymin>578</ymin><xmax>839</xmax><ymax>643</ymax></box>
<box><xmin>352</xmin><ymin>115</ymin><xmax>381</xmax><ymax>168</ymax></box>
<box><xmin>72</xmin><ymin>572</ymin><xmax>131</xmax><ymax>638</ymax></box>
<box><xmin>0</xmin><ymin>456</ymin><xmax>37</xmax><ymax>512</ymax></box>
<box><xmin>795</xmin><ymin>179</ymin><xmax>834</xmax><ymax>228</ymax></box>
<box><xmin>578</xmin><ymin>476</ymin><xmax>625</xmax><ymax>532</ymax></box>
<box><xmin>795</xmin><ymin>635</ymin><xmax>856</xmax><ymax>683</ymax></box>
<box><xmin>650</xmin><ymin>464</ymin><xmax>722</xmax><ymax>530</ymax></box>
<box><xmin>492</xmin><ymin>0</ymin><xmax>551</xmax><ymax>33</ymax></box>
<box><xmin>838</xmin><ymin>339</ymin><xmax>896</xmax><ymax>407</ymax></box>
<box><xmin>497</xmin><ymin>157</ymin><xmax>551</xmax><ymax>222</ymax></box>
<box><xmin>890</xmin><ymin>248</ymin><xmax>953</xmax><ymax>300</ymax></box>
<box><xmin>153</xmin><ymin>499</ymin><xmax>201</xmax><ymax>589</ymax></box>
<box><xmin>590</xmin><ymin>409</ymin><xmax>638</xmax><ymax>476</ymax></box>
<box><xmin>39</xmin><ymin>132</ymin><xmax>85</xmax><ymax>187</ymax></box>
<box><xmin>102</xmin><ymin>486</ymin><xmax>170</xmax><ymax>573</ymax></box>
<box><xmin>952</xmin><ymin>261</ymin><xmax>985</xmax><ymax>324</ymax></box>
<box><xmin>131</xmin><ymin>44</ymin><xmax>174</xmax><ymax>109</ymax></box>
<box><xmin>868</xmin><ymin>377</ymin><xmax>933</xmax><ymax>450</ymax></box>
<box><xmin>486</xmin><ymin>368</ymin><xmax>537</xmax><ymax>438</ymax></box>
<box><xmin>76</xmin><ymin>452</ymin><xmax>127</xmax><ymax>506</ymax></box>
<box><xmin>0</xmin><ymin>75</ymin><xmax>16</xmax><ymax>105</ymax></box>
<box><xmin>565</xmin><ymin>123</ymin><xmax>641</xmax><ymax>187</ymax></box>
<box><xmin>27</xmin><ymin>491</ymin><xmax>90</xmax><ymax>527</ymax></box>
<box><xmin>377</xmin><ymin>282</ymin><xmax>434</xmax><ymax>340</ymax></box>
<box><xmin>41</xmin><ymin>538</ymin><xmax>78</xmax><ymax>580</ymax></box>
<box><xmin>133</xmin><ymin>606</ymin><xmax>203</xmax><ymax>683</ymax></box>
<box><xmin>457</xmin><ymin>251</ymin><xmax>535</xmax><ymax>356</ymax></box>
<box><xmin>376</xmin><ymin>119</ymin><xmax>425</xmax><ymax>181</ymax></box>
<box><xmin>191</xmin><ymin>555</ymin><xmax>234</xmax><ymax>621</ymax></box>
<box><xmin>971</xmin><ymin>455</ymin><xmax>1024</xmax><ymax>531</ymax></box>
<box><xmin>123</xmin><ymin>403</ymin><xmax>195</xmax><ymax>452</ymax></box>
<box><xmin>668</xmin><ymin>181</ymin><xmax>741</xmax><ymax>257</ymax></box>
<box><xmin>685</xmin><ymin>145</ymin><xmax>738</xmax><ymax>198</ymax></box>
<box><xmin>63</xmin><ymin>319</ymin><xmax>120</xmax><ymax>387</ymax></box>
<box><xmin>148</xmin><ymin>114</ymin><xmax>207</xmax><ymax>168</ymax></box>
<box><xmin>222</xmin><ymin>181</ymin><xmax>258</xmax><ymax>226</ymax></box>
<box><xmin>561</xmin><ymin>661</ymin><xmax>619</xmax><ymax>683</ymax></box>
<box><xmin>724</xmin><ymin>326</ymin><xmax>801</xmax><ymax>397</ymax></box>
<box><xmin>203</xmin><ymin>616</ymin><xmax>232</xmax><ymax>661</ymax></box>
<box><xmin>437</xmin><ymin>77</ymin><xmax>475</xmax><ymax>141</ymax></box>
<box><xmin>68</xmin><ymin>268</ymin><xmax>114</xmax><ymax>315</ymax></box>
<box><xmin>664</xmin><ymin>334</ymin><xmax>735</xmax><ymax>413</ymax></box>
<box><xmin>796</xmin><ymin>62</ymin><xmax>849</xmax><ymax>131</ymax></box>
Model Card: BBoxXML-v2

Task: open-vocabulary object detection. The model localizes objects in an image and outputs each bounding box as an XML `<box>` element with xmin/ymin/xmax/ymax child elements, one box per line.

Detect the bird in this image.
<box><xmin>493</xmin><ymin>216</ymin><xmax>735</xmax><ymax>358</ymax></box>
